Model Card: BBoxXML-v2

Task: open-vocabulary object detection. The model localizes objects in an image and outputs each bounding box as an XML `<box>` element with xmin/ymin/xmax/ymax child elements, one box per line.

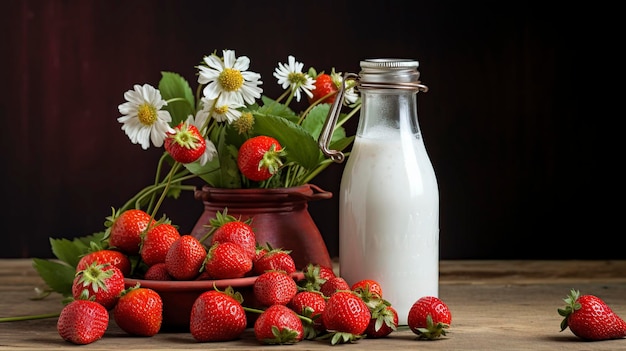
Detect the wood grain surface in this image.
<box><xmin>1</xmin><ymin>259</ymin><xmax>625</xmax><ymax>350</ymax></box>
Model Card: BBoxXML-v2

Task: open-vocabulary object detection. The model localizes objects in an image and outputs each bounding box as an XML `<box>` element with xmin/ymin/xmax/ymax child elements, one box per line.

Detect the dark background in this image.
<box><xmin>2</xmin><ymin>1</ymin><xmax>620</xmax><ymax>260</ymax></box>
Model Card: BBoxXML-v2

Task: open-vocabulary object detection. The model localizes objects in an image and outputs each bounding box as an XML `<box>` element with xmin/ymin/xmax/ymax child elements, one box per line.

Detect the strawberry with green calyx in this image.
<box><xmin>253</xmin><ymin>270</ymin><xmax>299</xmax><ymax>307</ymax></box>
<box><xmin>237</xmin><ymin>135</ymin><xmax>285</xmax><ymax>182</ymax></box>
<box><xmin>558</xmin><ymin>288</ymin><xmax>626</xmax><ymax>340</ymax></box>
<box><xmin>365</xmin><ymin>301</ymin><xmax>398</xmax><ymax>338</ymax></box>
<box><xmin>76</xmin><ymin>246</ymin><xmax>131</xmax><ymax>277</ymax></box>
<box><xmin>164</xmin><ymin>235</ymin><xmax>206</xmax><ymax>280</ymax></box>
<box><xmin>208</xmin><ymin>209</ymin><xmax>257</xmax><ymax>261</ymax></box>
<box><xmin>113</xmin><ymin>284</ymin><xmax>163</xmax><ymax>336</ymax></box>
<box><xmin>190</xmin><ymin>287</ymin><xmax>247</xmax><ymax>342</ymax></box>
<box><xmin>57</xmin><ymin>299</ymin><xmax>109</xmax><ymax>345</ymax></box>
<box><xmin>164</xmin><ymin>122</ymin><xmax>206</xmax><ymax>164</ymax></box>
<box><xmin>297</xmin><ymin>263</ymin><xmax>335</xmax><ymax>292</ymax></box>
<box><xmin>288</xmin><ymin>290</ymin><xmax>327</xmax><ymax>338</ymax></box>
<box><xmin>203</xmin><ymin>241</ymin><xmax>253</xmax><ymax>279</ymax></box>
<box><xmin>105</xmin><ymin>208</ymin><xmax>154</xmax><ymax>256</ymax></box>
<box><xmin>407</xmin><ymin>296</ymin><xmax>452</xmax><ymax>340</ymax></box>
<box><xmin>254</xmin><ymin>304</ymin><xmax>304</xmax><ymax>345</ymax></box>
<box><xmin>253</xmin><ymin>247</ymin><xmax>296</xmax><ymax>275</ymax></box>
<box><xmin>319</xmin><ymin>290</ymin><xmax>371</xmax><ymax>345</ymax></box>
<box><xmin>72</xmin><ymin>262</ymin><xmax>125</xmax><ymax>310</ymax></box>
<box><xmin>140</xmin><ymin>222</ymin><xmax>181</xmax><ymax>267</ymax></box>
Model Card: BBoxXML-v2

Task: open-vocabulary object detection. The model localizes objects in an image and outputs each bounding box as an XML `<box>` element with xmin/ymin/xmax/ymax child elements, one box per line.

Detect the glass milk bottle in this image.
<box><xmin>320</xmin><ymin>59</ymin><xmax>439</xmax><ymax>325</ymax></box>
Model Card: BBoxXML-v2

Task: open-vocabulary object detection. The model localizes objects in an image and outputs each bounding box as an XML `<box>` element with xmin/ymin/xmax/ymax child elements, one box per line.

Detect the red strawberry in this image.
<box><xmin>351</xmin><ymin>279</ymin><xmax>383</xmax><ymax>300</ymax></box>
<box><xmin>321</xmin><ymin>290</ymin><xmax>371</xmax><ymax>344</ymax></box>
<box><xmin>237</xmin><ymin>135</ymin><xmax>285</xmax><ymax>182</ymax></box>
<box><xmin>253</xmin><ymin>248</ymin><xmax>296</xmax><ymax>275</ymax></box>
<box><xmin>365</xmin><ymin>303</ymin><xmax>398</xmax><ymax>338</ymax></box>
<box><xmin>76</xmin><ymin>248</ymin><xmax>131</xmax><ymax>277</ymax></box>
<box><xmin>140</xmin><ymin>222</ymin><xmax>181</xmax><ymax>266</ymax></box>
<box><xmin>72</xmin><ymin>262</ymin><xmax>125</xmax><ymax>310</ymax></box>
<box><xmin>106</xmin><ymin>208</ymin><xmax>154</xmax><ymax>256</ymax></box>
<box><xmin>320</xmin><ymin>276</ymin><xmax>351</xmax><ymax>298</ymax></box>
<box><xmin>407</xmin><ymin>296</ymin><xmax>452</xmax><ymax>339</ymax></box>
<box><xmin>558</xmin><ymin>289</ymin><xmax>626</xmax><ymax>340</ymax></box>
<box><xmin>113</xmin><ymin>285</ymin><xmax>163</xmax><ymax>336</ymax></box>
<box><xmin>57</xmin><ymin>299</ymin><xmax>109</xmax><ymax>345</ymax></box>
<box><xmin>190</xmin><ymin>288</ymin><xmax>247</xmax><ymax>342</ymax></box>
<box><xmin>164</xmin><ymin>122</ymin><xmax>206</xmax><ymax>164</ymax></box>
<box><xmin>209</xmin><ymin>210</ymin><xmax>257</xmax><ymax>260</ymax></box>
<box><xmin>253</xmin><ymin>270</ymin><xmax>298</xmax><ymax>307</ymax></box>
<box><xmin>203</xmin><ymin>241</ymin><xmax>253</xmax><ymax>279</ymax></box>
<box><xmin>164</xmin><ymin>235</ymin><xmax>206</xmax><ymax>280</ymax></box>
<box><xmin>307</xmin><ymin>73</ymin><xmax>338</xmax><ymax>105</ymax></box>
<box><xmin>288</xmin><ymin>290</ymin><xmax>327</xmax><ymax>337</ymax></box>
<box><xmin>143</xmin><ymin>262</ymin><xmax>172</xmax><ymax>281</ymax></box>
<box><xmin>298</xmin><ymin>263</ymin><xmax>335</xmax><ymax>292</ymax></box>
<box><xmin>254</xmin><ymin>304</ymin><xmax>304</xmax><ymax>345</ymax></box>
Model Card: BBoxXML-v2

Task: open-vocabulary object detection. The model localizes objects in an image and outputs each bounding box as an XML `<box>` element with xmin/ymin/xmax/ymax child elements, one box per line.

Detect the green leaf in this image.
<box><xmin>158</xmin><ymin>71</ymin><xmax>195</xmax><ymax>126</ymax></box>
<box><xmin>32</xmin><ymin>258</ymin><xmax>75</xmax><ymax>297</ymax></box>
<box><xmin>258</xmin><ymin>96</ymin><xmax>299</xmax><ymax>124</ymax></box>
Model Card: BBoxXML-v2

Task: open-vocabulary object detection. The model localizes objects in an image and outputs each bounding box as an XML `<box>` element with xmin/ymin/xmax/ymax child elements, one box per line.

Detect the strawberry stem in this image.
<box><xmin>0</xmin><ymin>312</ymin><xmax>60</xmax><ymax>322</ymax></box>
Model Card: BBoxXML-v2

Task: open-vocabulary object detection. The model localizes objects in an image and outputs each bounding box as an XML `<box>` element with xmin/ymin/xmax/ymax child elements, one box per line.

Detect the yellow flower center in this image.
<box><xmin>214</xmin><ymin>105</ymin><xmax>229</xmax><ymax>115</ymax></box>
<box><xmin>288</xmin><ymin>72</ymin><xmax>308</xmax><ymax>86</ymax></box>
<box><xmin>219</xmin><ymin>68</ymin><xmax>244</xmax><ymax>92</ymax></box>
<box><xmin>137</xmin><ymin>103</ymin><xmax>158</xmax><ymax>126</ymax></box>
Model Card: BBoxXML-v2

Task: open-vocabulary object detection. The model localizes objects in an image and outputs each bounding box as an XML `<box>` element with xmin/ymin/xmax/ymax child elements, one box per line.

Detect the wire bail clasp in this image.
<box><xmin>317</xmin><ymin>72</ymin><xmax>358</xmax><ymax>163</ymax></box>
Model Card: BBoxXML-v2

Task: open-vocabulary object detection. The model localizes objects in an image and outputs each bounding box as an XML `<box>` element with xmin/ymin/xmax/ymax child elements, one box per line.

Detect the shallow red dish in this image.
<box><xmin>124</xmin><ymin>272</ymin><xmax>304</xmax><ymax>331</ymax></box>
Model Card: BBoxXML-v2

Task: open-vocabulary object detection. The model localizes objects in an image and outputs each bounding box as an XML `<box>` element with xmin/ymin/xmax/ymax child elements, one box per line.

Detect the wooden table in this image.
<box><xmin>1</xmin><ymin>259</ymin><xmax>625</xmax><ymax>350</ymax></box>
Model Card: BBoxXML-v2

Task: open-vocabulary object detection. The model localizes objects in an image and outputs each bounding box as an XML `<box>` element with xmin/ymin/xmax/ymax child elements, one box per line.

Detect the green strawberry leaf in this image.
<box><xmin>158</xmin><ymin>71</ymin><xmax>196</xmax><ymax>126</ymax></box>
<box><xmin>50</xmin><ymin>232</ymin><xmax>105</xmax><ymax>267</ymax></box>
<box><xmin>31</xmin><ymin>258</ymin><xmax>75</xmax><ymax>297</ymax></box>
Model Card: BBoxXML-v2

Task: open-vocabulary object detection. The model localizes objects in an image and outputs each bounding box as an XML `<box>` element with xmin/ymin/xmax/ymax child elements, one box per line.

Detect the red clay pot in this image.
<box><xmin>191</xmin><ymin>184</ymin><xmax>333</xmax><ymax>270</ymax></box>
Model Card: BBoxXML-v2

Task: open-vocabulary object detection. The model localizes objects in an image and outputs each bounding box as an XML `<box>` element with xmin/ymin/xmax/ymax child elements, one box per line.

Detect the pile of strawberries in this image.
<box><xmin>57</xmin><ymin>207</ymin><xmax>455</xmax><ymax>345</ymax></box>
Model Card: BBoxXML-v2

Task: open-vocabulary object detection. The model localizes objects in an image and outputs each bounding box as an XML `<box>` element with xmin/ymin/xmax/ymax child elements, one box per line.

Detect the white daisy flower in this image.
<box><xmin>197</xmin><ymin>49</ymin><xmax>263</xmax><ymax>105</ymax></box>
<box><xmin>331</xmin><ymin>70</ymin><xmax>359</xmax><ymax>105</ymax></box>
<box><xmin>197</xmin><ymin>96</ymin><xmax>245</xmax><ymax>125</ymax></box>
<box><xmin>117</xmin><ymin>84</ymin><xmax>175</xmax><ymax>150</ymax></box>
<box><xmin>273</xmin><ymin>55</ymin><xmax>316</xmax><ymax>102</ymax></box>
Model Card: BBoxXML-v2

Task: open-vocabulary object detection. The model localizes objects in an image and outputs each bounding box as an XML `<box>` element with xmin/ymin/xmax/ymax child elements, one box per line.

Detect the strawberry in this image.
<box><xmin>209</xmin><ymin>210</ymin><xmax>257</xmax><ymax>260</ymax></box>
<box><xmin>407</xmin><ymin>296</ymin><xmax>452</xmax><ymax>339</ymax></box>
<box><xmin>164</xmin><ymin>235</ymin><xmax>206</xmax><ymax>280</ymax></box>
<box><xmin>203</xmin><ymin>241</ymin><xmax>253</xmax><ymax>279</ymax></box>
<box><xmin>237</xmin><ymin>135</ymin><xmax>285</xmax><ymax>182</ymax></box>
<box><xmin>57</xmin><ymin>299</ymin><xmax>109</xmax><ymax>345</ymax></box>
<box><xmin>106</xmin><ymin>208</ymin><xmax>154</xmax><ymax>256</ymax></box>
<box><xmin>164</xmin><ymin>122</ymin><xmax>206</xmax><ymax>164</ymax></box>
<box><xmin>189</xmin><ymin>288</ymin><xmax>247</xmax><ymax>342</ymax></box>
<box><xmin>254</xmin><ymin>304</ymin><xmax>304</xmax><ymax>344</ymax></box>
<box><xmin>365</xmin><ymin>303</ymin><xmax>398</xmax><ymax>338</ymax></box>
<box><xmin>351</xmin><ymin>279</ymin><xmax>383</xmax><ymax>300</ymax></box>
<box><xmin>558</xmin><ymin>289</ymin><xmax>626</xmax><ymax>340</ymax></box>
<box><xmin>321</xmin><ymin>290</ymin><xmax>371</xmax><ymax>344</ymax></box>
<box><xmin>76</xmin><ymin>248</ymin><xmax>131</xmax><ymax>277</ymax></box>
<box><xmin>307</xmin><ymin>73</ymin><xmax>338</xmax><ymax>105</ymax></box>
<box><xmin>113</xmin><ymin>285</ymin><xmax>163</xmax><ymax>336</ymax></box>
<box><xmin>253</xmin><ymin>270</ymin><xmax>298</xmax><ymax>307</ymax></box>
<box><xmin>298</xmin><ymin>263</ymin><xmax>336</xmax><ymax>292</ymax></box>
<box><xmin>288</xmin><ymin>290</ymin><xmax>327</xmax><ymax>337</ymax></box>
<box><xmin>140</xmin><ymin>222</ymin><xmax>181</xmax><ymax>266</ymax></box>
<box><xmin>253</xmin><ymin>248</ymin><xmax>296</xmax><ymax>275</ymax></box>
<box><xmin>143</xmin><ymin>262</ymin><xmax>172</xmax><ymax>280</ymax></box>
<box><xmin>320</xmin><ymin>276</ymin><xmax>351</xmax><ymax>298</ymax></box>
<box><xmin>72</xmin><ymin>262</ymin><xmax>125</xmax><ymax>310</ymax></box>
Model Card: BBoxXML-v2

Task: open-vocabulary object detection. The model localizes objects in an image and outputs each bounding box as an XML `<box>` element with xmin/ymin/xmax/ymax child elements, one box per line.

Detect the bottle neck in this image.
<box><xmin>357</xmin><ymin>89</ymin><xmax>421</xmax><ymax>138</ymax></box>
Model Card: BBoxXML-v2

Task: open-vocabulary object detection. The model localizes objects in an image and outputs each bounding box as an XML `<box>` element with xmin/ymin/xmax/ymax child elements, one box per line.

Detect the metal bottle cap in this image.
<box><xmin>359</xmin><ymin>59</ymin><xmax>428</xmax><ymax>91</ymax></box>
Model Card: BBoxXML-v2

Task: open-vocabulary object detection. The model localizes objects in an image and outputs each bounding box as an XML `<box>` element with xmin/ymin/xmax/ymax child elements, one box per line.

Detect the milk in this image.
<box><xmin>339</xmin><ymin>127</ymin><xmax>439</xmax><ymax>326</ymax></box>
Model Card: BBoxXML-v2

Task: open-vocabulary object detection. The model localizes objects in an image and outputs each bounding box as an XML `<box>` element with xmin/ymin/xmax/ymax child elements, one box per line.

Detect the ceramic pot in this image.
<box><xmin>191</xmin><ymin>184</ymin><xmax>333</xmax><ymax>270</ymax></box>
